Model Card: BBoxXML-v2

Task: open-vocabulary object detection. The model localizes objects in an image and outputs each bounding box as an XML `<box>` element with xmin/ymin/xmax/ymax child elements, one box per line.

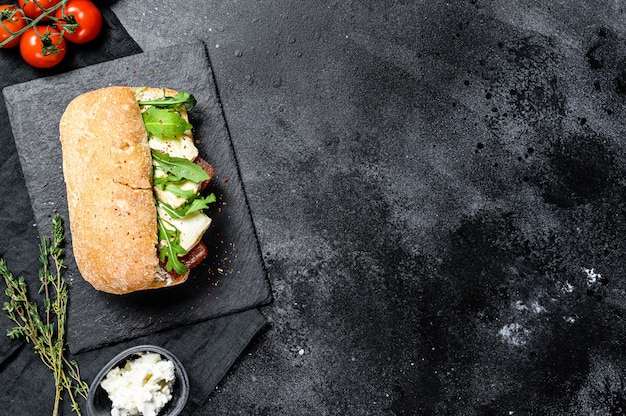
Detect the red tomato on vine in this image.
<box><xmin>54</xmin><ymin>0</ymin><xmax>102</xmax><ymax>44</ymax></box>
<box><xmin>18</xmin><ymin>0</ymin><xmax>62</xmax><ymax>20</ymax></box>
<box><xmin>0</xmin><ymin>4</ymin><xmax>27</xmax><ymax>48</ymax></box>
<box><xmin>19</xmin><ymin>25</ymin><xmax>66</xmax><ymax>68</ymax></box>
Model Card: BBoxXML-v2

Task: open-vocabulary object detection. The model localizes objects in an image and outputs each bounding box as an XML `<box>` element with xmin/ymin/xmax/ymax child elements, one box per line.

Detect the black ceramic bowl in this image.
<box><xmin>87</xmin><ymin>345</ymin><xmax>189</xmax><ymax>416</ymax></box>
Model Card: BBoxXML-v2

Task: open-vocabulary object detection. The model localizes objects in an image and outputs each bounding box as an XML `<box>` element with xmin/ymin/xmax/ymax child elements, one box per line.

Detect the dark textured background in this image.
<box><xmin>108</xmin><ymin>1</ymin><xmax>626</xmax><ymax>414</ymax></box>
<box><xmin>4</xmin><ymin>0</ymin><xmax>626</xmax><ymax>414</ymax></box>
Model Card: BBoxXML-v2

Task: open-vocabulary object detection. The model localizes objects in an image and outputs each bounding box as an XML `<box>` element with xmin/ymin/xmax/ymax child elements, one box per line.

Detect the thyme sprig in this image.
<box><xmin>0</xmin><ymin>214</ymin><xmax>88</xmax><ymax>416</ymax></box>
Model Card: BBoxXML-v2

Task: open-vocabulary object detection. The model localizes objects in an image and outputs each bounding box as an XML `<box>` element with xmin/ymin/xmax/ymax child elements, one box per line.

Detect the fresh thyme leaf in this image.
<box><xmin>142</xmin><ymin>107</ymin><xmax>192</xmax><ymax>139</ymax></box>
<box><xmin>152</xmin><ymin>150</ymin><xmax>210</xmax><ymax>183</ymax></box>
<box><xmin>0</xmin><ymin>214</ymin><xmax>88</xmax><ymax>415</ymax></box>
<box><xmin>137</xmin><ymin>90</ymin><xmax>196</xmax><ymax>109</ymax></box>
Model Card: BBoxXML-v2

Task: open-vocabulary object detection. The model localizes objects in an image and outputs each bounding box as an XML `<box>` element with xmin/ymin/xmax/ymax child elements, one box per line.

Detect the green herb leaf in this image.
<box><xmin>157</xmin><ymin>217</ymin><xmax>188</xmax><ymax>275</ymax></box>
<box><xmin>158</xmin><ymin>193</ymin><xmax>217</xmax><ymax>219</ymax></box>
<box><xmin>183</xmin><ymin>193</ymin><xmax>217</xmax><ymax>215</ymax></box>
<box><xmin>157</xmin><ymin>201</ymin><xmax>182</xmax><ymax>220</ymax></box>
<box><xmin>151</xmin><ymin>151</ymin><xmax>210</xmax><ymax>183</ymax></box>
<box><xmin>153</xmin><ymin>173</ymin><xmax>184</xmax><ymax>189</ymax></box>
<box><xmin>142</xmin><ymin>107</ymin><xmax>192</xmax><ymax>139</ymax></box>
<box><xmin>137</xmin><ymin>90</ymin><xmax>196</xmax><ymax>109</ymax></box>
<box><xmin>0</xmin><ymin>213</ymin><xmax>89</xmax><ymax>414</ymax></box>
<box><xmin>161</xmin><ymin>184</ymin><xmax>197</xmax><ymax>201</ymax></box>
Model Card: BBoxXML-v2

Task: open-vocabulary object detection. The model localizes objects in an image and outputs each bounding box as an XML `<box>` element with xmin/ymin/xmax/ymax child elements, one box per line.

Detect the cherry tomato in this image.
<box><xmin>0</xmin><ymin>5</ymin><xmax>27</xmax><ymax>48</ymax></box>
<box><xmin>18</xmin><ymin>0</ymin><xmax>62</xmax><ymax>20</ymax></box>
<box><xmin>19</xmin><ymin>25</ymin><xmax>66</xmax><ymax>68</ymax></box>
<box><xmin>54</xmin><ymin>0</ymin><xmax>102</xmax><ymax>44</ymax></box>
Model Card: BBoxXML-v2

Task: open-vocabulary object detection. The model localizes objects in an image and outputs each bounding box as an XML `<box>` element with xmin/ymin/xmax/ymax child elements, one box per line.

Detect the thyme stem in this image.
<box><xmin>0</xmin><ymin>214</ymin><xmax>88</xmax><ymax>415</ymax></box>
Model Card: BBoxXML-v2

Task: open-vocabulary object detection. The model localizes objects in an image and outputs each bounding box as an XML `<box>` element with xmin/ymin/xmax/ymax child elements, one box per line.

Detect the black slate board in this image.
<box><xmin>0</xmin><ymin>3</ymin><xmax>144</xmax><ymax>364</ymax></box>
<box><xmin>3</xmin><ymin>41</ymin><xmax>272</xmax><ymax>353</ymax></box>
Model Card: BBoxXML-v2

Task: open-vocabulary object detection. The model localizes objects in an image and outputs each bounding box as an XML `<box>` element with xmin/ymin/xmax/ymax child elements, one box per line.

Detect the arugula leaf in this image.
<box><xmin>153</xmin><ymin>173</ymin><xmax>184</xmax><ymax>189</ymax></box>
<box><xmin>137</xmin><ymin>91</ymin><xmax>196</xmax><ymax>110</ymax></box>
<box><xmin>184</xmin><ymin>193</ymin><xmax>217</xmax><ymax>214</ymax></box>
<box><xmin>157</xmin><ymin>201</ymin><xmax>182</xmax><ymax>220</ymax></box>
<box><xmin>157</xmin><ymin>193</ymin><xmax>216</xmax><ymax>219</ymax></box>
<box><xmin>152</xmin><ymin>150</ymin><xmax>210</xmax><ymax>183</ymax></box>
<box><xmin>157</xmin><ymin>217</ymin><xmax>188</xmax><ymax>274</ymax></box>
<box><xmin>142</xmin><ymin>107</ymin><xmax>193</xmax><ymax>139</ymax></box>
<box><xmin>161</xmin><ymin>184</ymin><xmax>197</xmax><ymax>201</ymax></box>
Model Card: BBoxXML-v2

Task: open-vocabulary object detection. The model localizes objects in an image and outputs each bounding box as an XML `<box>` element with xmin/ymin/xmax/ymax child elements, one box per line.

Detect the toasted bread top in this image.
<box><xmin>60</xmin><ymin>86</ymin><xmax>161</xmax><ymax>294</ymax></box>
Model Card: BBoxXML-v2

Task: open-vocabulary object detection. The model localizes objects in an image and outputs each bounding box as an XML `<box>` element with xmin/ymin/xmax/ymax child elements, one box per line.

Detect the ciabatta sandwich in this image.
<box><xmin>59</xmin><ymin>86</ymin><xmax>215</xmax><ymax>294</ymax></box>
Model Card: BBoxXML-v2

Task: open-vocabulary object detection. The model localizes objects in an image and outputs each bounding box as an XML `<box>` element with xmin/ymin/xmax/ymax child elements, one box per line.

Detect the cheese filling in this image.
<box><xmin>156</xmin><ymin>206</ymin><xmax>211</xmax><ymax>251</ymax></box>
<box><xmin>101</xmin><ymin>352</ymin><xmax>176</xmax><ymax>416</ymax></box>
<box><xmin>136</xmin><ymin>88</ymin><xmax>213</xmax><ymax>275</ymax></box>
<box><xmin>153</xmin><ymin>168</ymin><xmax>201</xmax><ymax>209</ymax></box>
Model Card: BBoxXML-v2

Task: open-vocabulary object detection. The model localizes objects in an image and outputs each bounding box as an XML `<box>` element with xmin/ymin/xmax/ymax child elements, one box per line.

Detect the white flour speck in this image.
<box><xmin>561</xmin><ymin>281</ymin><xmax>574</xmax><ymax>293</ymax></box>
<box><xmin>513</xmin><ymin>300</ymin><xmax>527</xmax><ymax>311</ymax></box>
<box><xmin>512</xmin><ymin>300</ymin><xmax>546</xmax><ymax>313</ymax></box>
<box><xmin>498</xmin><ymin>323</ymin><xmax>529</xmax><ymax>347</ymax></box>
<box><xmin>583</xmin><ymin>267</ymin><xmax>601</xmax><ymax>286</ymax></box>
<box><xmin>530</xmin><ymin>300</ymin><xmax>546</xmax><ymax>314</ymax></box>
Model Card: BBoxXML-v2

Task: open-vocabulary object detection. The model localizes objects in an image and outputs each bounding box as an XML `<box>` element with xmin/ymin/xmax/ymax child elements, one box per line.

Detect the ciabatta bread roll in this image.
<box><xmin>59</xmin><ymin>86</ymin><xmax>214</xmax><ymax>294</ymax></box>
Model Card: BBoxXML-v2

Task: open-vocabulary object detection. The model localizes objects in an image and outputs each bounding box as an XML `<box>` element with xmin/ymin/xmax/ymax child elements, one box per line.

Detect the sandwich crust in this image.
<box><xmin>60</xmin><ymin>86</ymin><xmax>166</xmax><ymax>294</ymax></box>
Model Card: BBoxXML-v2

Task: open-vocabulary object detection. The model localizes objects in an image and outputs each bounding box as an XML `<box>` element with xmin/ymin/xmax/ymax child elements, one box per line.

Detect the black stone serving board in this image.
<box><xmin>2</xmin><ymin>41</ymin><xmax>272</xmax><ymax>354</ymax></box>
<box><xmin>0</xmin><ymin>4</ymin><xmax>144</xmax><ymax>365</ymax></box>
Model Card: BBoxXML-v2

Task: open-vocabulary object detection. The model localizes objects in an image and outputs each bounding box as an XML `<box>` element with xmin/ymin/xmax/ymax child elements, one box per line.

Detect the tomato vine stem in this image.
<box><xmin>0</xmin><ymin>0</ymin><xmax>69</xmax><ymax>48</ymax></box>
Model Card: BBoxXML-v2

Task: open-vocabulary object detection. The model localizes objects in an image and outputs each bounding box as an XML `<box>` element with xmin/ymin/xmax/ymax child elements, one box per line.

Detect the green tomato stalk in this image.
<box><xmin>0</xmin><ymin>0</ymin><xmax>72</xmax><ymax>49</ymax></box>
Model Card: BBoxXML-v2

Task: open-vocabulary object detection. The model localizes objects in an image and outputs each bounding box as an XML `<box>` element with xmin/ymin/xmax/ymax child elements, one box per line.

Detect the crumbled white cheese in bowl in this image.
<box><xmin>102</xmin><ymin>352</ymin><xmax>175</xmax><ymax>416</ymax></box>
<box><xmin>87</xmin><ymin>345</ymin><xmax>189</xmax><ymax>416</ymax></box>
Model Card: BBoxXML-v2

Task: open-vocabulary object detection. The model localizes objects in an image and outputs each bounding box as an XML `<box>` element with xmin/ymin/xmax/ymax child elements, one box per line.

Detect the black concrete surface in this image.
<box><xmin>108</xmin><ymin>1</ymin><xmax>626</xmax><ymax>414</ymax></box>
